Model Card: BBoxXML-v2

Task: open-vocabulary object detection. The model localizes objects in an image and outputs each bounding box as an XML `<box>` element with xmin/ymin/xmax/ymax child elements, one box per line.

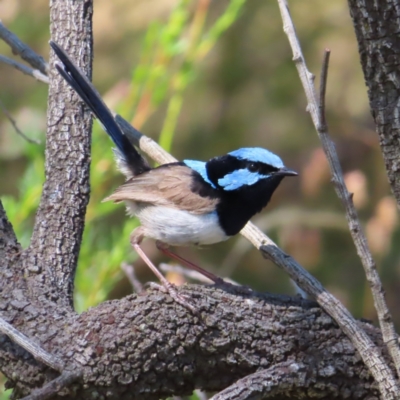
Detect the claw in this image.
<box><xmin>148</xmin><ymin>282</ymin><xmax>197</xmax><ymax>314</ymax></box>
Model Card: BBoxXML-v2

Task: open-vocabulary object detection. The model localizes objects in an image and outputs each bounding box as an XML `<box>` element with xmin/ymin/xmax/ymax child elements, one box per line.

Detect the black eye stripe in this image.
<box><xmin>206</xmin><ymin>155</ymin><xmax>280</xmax><ymax>187</ymax></box>
<box><xmin>245</xmin><ymin>161</ymin><xmax>279</xmax><ymax>175</ymax></box>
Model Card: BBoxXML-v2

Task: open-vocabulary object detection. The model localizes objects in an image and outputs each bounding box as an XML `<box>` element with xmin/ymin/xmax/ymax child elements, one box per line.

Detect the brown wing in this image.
<box><xmin>103</xmin><ymin>164</ymin><xmax>219</xmax><ymax>214</ymax></box>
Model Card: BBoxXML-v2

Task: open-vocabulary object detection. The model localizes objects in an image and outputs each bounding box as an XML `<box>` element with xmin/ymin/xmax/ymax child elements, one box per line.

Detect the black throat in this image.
<box><xmin>202</xmin><ymin>154</ymin><xmax>286</xmax><ymax>236</ymax></box>
<box><xmin>215</xmin><ymin>175</ymin><xmax>284</xmax><ymax>236</ymax></box>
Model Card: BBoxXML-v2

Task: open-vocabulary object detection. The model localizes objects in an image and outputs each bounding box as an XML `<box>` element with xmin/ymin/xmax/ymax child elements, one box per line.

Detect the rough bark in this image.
<box><xmin>347</xmin><ymin>0</ymin><xmax>400</xmax><ymax>208</ymax></box>
<box><xmin>21</xmin><ymin>0</ymin><xmax>94</xmax><ymax>310</ymax></box>
<box><xmin>0</xmin><ymin>251</ymin><xmax>383</xmax><ymax>399</ymax></box>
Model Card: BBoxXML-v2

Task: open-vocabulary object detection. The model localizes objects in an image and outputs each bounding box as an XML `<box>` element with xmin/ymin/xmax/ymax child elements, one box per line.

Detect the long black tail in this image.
<box><xmin>50</xmin><ymin>41</ymin><xmax>150</xmax><ymax>177</ymax></box>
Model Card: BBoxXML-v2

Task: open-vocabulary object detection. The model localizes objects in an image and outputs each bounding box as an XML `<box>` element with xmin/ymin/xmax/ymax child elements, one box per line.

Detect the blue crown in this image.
<box><xmin>228</xmin><ymin>147</ymin><xmax>284</xmax><ymax>169</ymax></box>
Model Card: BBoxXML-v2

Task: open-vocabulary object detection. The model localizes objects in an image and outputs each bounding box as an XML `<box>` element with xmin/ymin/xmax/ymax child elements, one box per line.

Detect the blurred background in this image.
<box><xmin>0</xmin><ymin>0</ymin><xmax>399</xmax><ymax>395</ymax></box>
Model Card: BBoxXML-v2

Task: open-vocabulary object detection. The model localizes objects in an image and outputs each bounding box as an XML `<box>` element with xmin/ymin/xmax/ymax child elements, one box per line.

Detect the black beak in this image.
<box><xmin>275</xmin><ymin>167</ymin><xmax>298</xmax><ymax>177</ymax></box>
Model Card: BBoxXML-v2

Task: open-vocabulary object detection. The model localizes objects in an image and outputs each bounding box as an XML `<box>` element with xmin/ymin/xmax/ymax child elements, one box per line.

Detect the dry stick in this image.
<box><xmin>0</xmin><ymin>315</ymin><xmax>65</xmax><ymax>372</ymax></box>
<box><xmin>20</xmin><ymin>369</ymin><xmax>82</xmax><ymax>400</ymax></box>
<box><xmin>242</xmin><ymin>223</ymin><xmax>399</xmax><ymax>394</ymax></box>
<box><xmin>0</xmin><ymin>55</ymin><xmax>49</xmax><ymax>84</ymax></box>
<box><xmin>276</xmin><ymin>0</ymin><xmax>400</xmax><ymax>394</ymax></box>
<box><xmin>0</xmin><ymin>315</ymin><xmax>83</xmax><ymax>398</ymax></box>
<box><xmin>159</xmin><ymin>263</ymin><xmax>239</xmax><ymax>285</ymax></box>
<box><xmin>0</xmin><ymin>98</ymin><xmax>41</xmax><ymax>144</ymax></box>
<box><xmin>121</xmin><ymin>262</ymin><xmax>144</xmax><ymax>293</ymax></box>
<box><xmin>160</xmin><ymin>263</ymin><xmax>213</xmax><ymax>283</ymax></box>
<box><xmin>0</xmin><ymin>21</ymin><xmax>48</xmax><ymax>74</ymax></box>
<box><xmin>318</xmin><ymin>51</ymin><xmax>400</xmax><ymax>376</ymax></box>
<box><xmin>210</xmin><ymin>361</ymin><xmax>308</xmax><ymax>400</ymax></box>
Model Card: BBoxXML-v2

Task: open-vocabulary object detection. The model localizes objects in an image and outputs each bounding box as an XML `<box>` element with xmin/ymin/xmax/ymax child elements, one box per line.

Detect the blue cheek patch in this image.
<box><xmin>218</xmin><ymin>168</ymin><xmax>268</xmax><ymax>191</ymax></box>
<box><xmin>184</xmin><ymin>159</ymin><xmax>217</xmax><ymax>188</ymax></box>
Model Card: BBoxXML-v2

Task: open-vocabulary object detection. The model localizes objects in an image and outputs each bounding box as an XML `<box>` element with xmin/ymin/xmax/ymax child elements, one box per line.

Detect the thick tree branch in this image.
<box><xmin>21</xmin><ymin>1</ymin><xmax>94</xmax><ymax>309</ymax></box>
<box><xmin>0</xmin><ymin>285</ymin><xmax>383</xmax><ymax>399</ymax></box>
<box><xmin>347</xmin><ymin>1</ymin><xmax>400</xmax><ymax>209</ymax></box>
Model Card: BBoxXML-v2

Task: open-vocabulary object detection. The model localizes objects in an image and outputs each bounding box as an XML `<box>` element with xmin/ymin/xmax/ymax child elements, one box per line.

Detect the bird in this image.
<box><xmin>50</xmin><ymin>41</ymin><xmax>298</xmax><ymax>312</ymax></box>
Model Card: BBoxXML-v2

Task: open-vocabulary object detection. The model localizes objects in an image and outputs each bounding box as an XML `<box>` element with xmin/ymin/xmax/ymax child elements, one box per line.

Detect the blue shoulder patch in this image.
<box><xmin>183</xmin><ymin>159</ymin><xmax>216</xmax><ymax>188</ymax></box>
<box><xmin>218</xmin><ymin>169</ymin><xmax>264</xmax><ymax>191</ymax></box>
<box><xmin>229</xmin><ymin>147</ymin><xmax>284</xmax><ymax>169</ymax></box>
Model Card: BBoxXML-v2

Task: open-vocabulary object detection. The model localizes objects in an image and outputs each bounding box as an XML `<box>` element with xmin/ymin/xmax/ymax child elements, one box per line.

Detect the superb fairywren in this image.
<box><xmin>50</xmin><ymin>41</ymin><xmax>297</xmax><ymax>311</ymax></box>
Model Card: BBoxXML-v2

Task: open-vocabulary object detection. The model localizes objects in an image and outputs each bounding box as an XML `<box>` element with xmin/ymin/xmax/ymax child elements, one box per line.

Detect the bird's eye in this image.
<box><xmin>248</xmin><ymin>163</ymin><xmax>258</xmax><ymax>172</ymax></box>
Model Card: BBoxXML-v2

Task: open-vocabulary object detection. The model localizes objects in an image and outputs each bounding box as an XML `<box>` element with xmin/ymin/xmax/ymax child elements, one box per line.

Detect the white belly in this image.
<box><xmin>128</xmin><ymin>203</ymin><xmax>229</xmax><ymax>246</ymax></box>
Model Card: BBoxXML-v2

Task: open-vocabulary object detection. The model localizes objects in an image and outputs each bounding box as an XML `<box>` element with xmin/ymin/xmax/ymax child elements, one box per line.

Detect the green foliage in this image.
<box><xmin>121</xmin><ymin>0</ymin><xmax>247</xmax><ymax>152</ymax></box>
<box><xmin>1</xmin><ymin>143</ymin><xmax>45</xmax><ymax>249</ymax></box>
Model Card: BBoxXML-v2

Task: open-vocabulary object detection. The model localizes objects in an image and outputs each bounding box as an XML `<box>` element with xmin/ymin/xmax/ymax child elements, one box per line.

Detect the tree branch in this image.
<box><xmin>21</xmin><ymin>369</ymin><xmax>82</xmax><ymax>400</ymax></box>
<box><xmin>21</xmin><ymin>1</ymin><xmax>94</xmax><ymax>309</ymax></box>
<box><xmin>0</xmin><ymin>286</ymin><xmax>383</xmax><ymax>399</ymax></box>
<box><xmin>0</xmin><ymin>200</ymin><xmax>20</xmax><ymax>261</ymax></box>
<box><xmin>346</xmin><ymin>0</ymin><xmax>400</xmax><ymax>208</ymax></box>
<box><xmin>275</xmin><ymin>0</ymin><xmax>400</xmax><ymax>396</ymax></box>
<box><xmin>0</xmin><ymin>55</ymin><xmax>49</xmax><ymax>84</ymax></box>
<box><xmin>318</xmin><ymin>47</ymin><xmax>400</xmax><ymax>376</ymax></box>
<box><xmin>0</xmin><ymin>21</ymin><xmax>48</xmax><ymax>74</ymax></box>
<box><xmin>210</xmin><ymin>361</ymin><xmax>309</xmax><ymax>400</ymax></box>
<box><xmin>0</xmin><ymin>316</ymin><xmax>65</xmax><ymax>372</ymax></box>
<box><xmin>121</xmin><ymin>263</ymin><xmax>144</xmax><ymax>293</ymax></box>
<box><xmin>0</xmin><ymin>98</ymin><xmax>41</xmax><ymax>144</ymax></box>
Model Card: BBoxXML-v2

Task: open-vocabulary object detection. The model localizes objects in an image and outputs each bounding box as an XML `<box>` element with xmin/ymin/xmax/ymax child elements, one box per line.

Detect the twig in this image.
<box><xmin>0</xmin><ymin>21</ymin><xmax>48</xmax><ymax>74</ymax></box>
<box><xmin>21</xmin><ymin>369</ymin><xmax>82</xmax><ymax>400</ymax></box>
<box><xmin>318</xmin><ymin>50</ymin><xmax>329</xmax><ymax>131</ymax></box>
<box><xmin>159</xmin><ymin>262</ymin><xmax>238</xmax><ymax>285</ymax></box>
<box><xmin>0</xmin><ymin>315</ymin><xmax>82</xmax><ymax>398</ymax></box>
<box><xmin>194</xmin><ymin>390</ymin><xmax>209</xmax><ymax>400</ymax></box>
<box><xmin>0</xmin><ymin>315</ymin><xmax>65</xmax><ymax>372</ymax></box>
<box><xmin>0</xmin><ymin>98</ymin><xmax>41</xmax><ymax>144</ymax></box>
<box><xmin>121</xmin><ymin>262</ymin><xmax>144</xmax><ymax>293</ymax></box>
<box><xmin>318</xmin><ymin>48</ymin><xmax>400</xmax><ymax>376</ymax></box>
<box><xmin>116</xmin><ymin>115</ymin><xmax>176</xmax><ymax>164</ymax></box>
<box><xmin>242</xmin><ymin>222</ymin><xmax>399</xmax><ymax>394</ymax></box>
<box><xmin>0</xmin><ymin>54</ymin><xmax>49</xmax><ymax>84</ymax></box>
<box><xmin>276</xmin><ymin>0</ymin><xmax>400</xmax><ymax>395</ymax></box>
<box><xmin>210</xmin><ymin>361</ymin><xmax>308</xmax><ymax>400</ymax></box>
<box><xmin>160</xmin><ymin>262</ymin><xmax>213</xmax><ymax>283</ymax></box>
<box><xmin>220</xmin><ymin>207</ymin><xmax>348</xmax><ymax>276</ymax></box>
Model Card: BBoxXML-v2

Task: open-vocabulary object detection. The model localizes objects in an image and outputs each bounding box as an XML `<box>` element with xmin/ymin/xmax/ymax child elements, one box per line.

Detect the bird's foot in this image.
<box><xmin>148</xmin><ymin>282</ymin><xmax>197</xmax><ymax>314</ymax></box>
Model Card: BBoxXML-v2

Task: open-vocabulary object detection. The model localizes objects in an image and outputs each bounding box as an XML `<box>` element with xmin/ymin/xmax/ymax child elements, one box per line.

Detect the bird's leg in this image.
<box><xmin>156</xmin><ymin>241</ymin><xmax>226</xmax><ymax>285</ymax></box>
<box><xmin>130</xmin><ymin>228</ymin><xmax>196</xmax><ymax>313</ymax></box>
